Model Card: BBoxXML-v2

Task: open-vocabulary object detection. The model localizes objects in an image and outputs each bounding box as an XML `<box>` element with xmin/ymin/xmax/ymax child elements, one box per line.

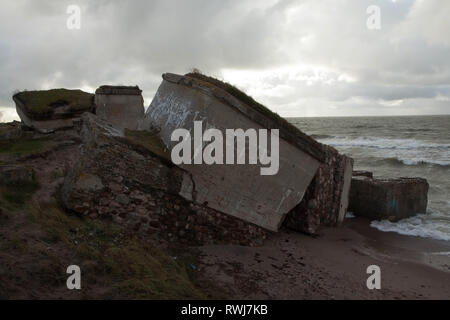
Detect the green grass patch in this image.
<box><xmin>30</xmin><ymin>202</ymin><xmax>205</xmax><ymax>299</ymax></box>
<box><xmin>124</xmin><ymin>129</ymin><xmax>171</xmax><ymax>161</ymax></box>
<box><xmin>14</xmin><ymin>89</ymin><xmax>94</xmax><ymax>117</ymax></box>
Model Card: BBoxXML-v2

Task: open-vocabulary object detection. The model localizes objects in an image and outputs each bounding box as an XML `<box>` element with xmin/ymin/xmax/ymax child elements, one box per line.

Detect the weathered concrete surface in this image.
<box><xmin>94</xmin><ymin>86</ymin><xmax>144</xmax><ymax>131</ymax></box>
<box><xmin>143</xmin><ymin>73</ymin><xmax>321</xmax><ymax>232</ymax></box>
<box><xmin>349</xmin><ymin>176</ymin><xmax>429</xmax><ymax>221</ymax></box>
<box><xmin>337</xmin><ymin>156</ymin><xmax>353</xmax><ymax>224</ymax></box>
<box><xmin>283</xmin><ymin>149</ymin><xmax>353</xmax><ymax>234</ymax></box>
<box><xmin>62</xmin><ymin>113</ymin><xmax>267</xmax><ymax>246</ymax></box>
<box><xmin>13</xmin><ymin>89</ymin><xmax>94</xmax><ymax>133</ymax></box>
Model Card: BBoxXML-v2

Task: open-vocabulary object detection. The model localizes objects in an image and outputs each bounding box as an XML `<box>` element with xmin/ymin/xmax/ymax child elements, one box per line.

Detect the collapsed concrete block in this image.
<box><xmin>348</xmin><ymin>176</ymin><xmax>429</xmax><ymax>221</ymax></box>
<box><xmin>283</xmin><ymin>149</ymin><xmax>353</xmax><ymax>234</ymax></box>
<box><xmin>94</xmin><ymin>85</ymin><xmax>144</xmax><ymax>131</ymax></box>
<box><xmin>142</xmin><ymin>73</ymin><xmax>353</xmax><ymax>233</ymax></box>
<box><xmin>13</xmin><ymin>89</ymin><xmax>94</xmax><ymax>133</ymax></box>
<box><xmin>62</xmin><ymin>113</ymin><xmax>267</xmax><ymax>246</ymax></box>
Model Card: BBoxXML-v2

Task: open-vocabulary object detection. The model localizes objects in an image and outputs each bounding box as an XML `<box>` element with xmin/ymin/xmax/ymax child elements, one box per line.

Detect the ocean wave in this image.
<box><xmin>406</xmin><ymin>128</ymin><xmax>434</xmax><ymax>132</ymax></box>
<box><xmin>399</xmin><ymin>158</ymin><xmax>450</xmax><ymax>167</ymax></box>
<box><xmin>379</xmin><ymin>157</ymin><xmax>450</xmax><ymax>167</ymax></box>
<box><xmin>352</xmin><ymin>125</ymin><xmax>383</xmax><ymax>129</ymax></box>
<box><xmin>319</xmin><ymin>137</ymin><xmax>450</xmax><ymax>150</ymax></box>
<box><xmin>371</xmin><ymin>215</ymin><xmax>450</xmax><ymax>242</ymax></box>
<box><xmin>310</xmin><ymin>134</ymin><xmax>334</xmax><ymax>140</ymax></box>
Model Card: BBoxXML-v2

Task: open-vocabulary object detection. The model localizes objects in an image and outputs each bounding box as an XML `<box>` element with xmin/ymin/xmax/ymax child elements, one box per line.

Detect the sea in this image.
<box><xmin>289</xmin><ymin>115</ymin><xmax>450</xmax><ymax>242</ymax></box>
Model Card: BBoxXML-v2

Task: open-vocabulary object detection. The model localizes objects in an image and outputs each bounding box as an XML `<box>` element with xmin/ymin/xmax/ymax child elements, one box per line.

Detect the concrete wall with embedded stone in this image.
<box><xmin>283</xmin><ymin>148</ymin><xmax>353</xmax><ymax>234</ymax></box>
<box><xmin>142</xmin><ymin>73</ymin><xmax>321</xmax><ymax>232</ymax></box>
<box><xmin>62</xmin><ymin>113</ymin><xmax>268</xmax><ymax>246</ymax></box>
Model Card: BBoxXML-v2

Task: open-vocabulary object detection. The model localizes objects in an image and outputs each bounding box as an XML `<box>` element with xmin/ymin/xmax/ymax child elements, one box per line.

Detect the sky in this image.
<box><xmin>0</xmin><ymin>0</ymin><xmax>449</xmax><ymax>122</ymax></box>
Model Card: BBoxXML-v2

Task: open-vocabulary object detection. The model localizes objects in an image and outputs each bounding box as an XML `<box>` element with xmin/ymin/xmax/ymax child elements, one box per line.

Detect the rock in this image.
<box><xmin>0</xmin><ymin>121</ymin><xmax>28</xmax><ymax>140</ymax></box>
<box><xmin>94</xmin><ymin>85</ymin><xmax>144</xmax><ymax>131</ymax></box>
<box><xmin>116</xmin><ymin>194</ymin><xmax>130</xmax><ymax>205</ymax></box>
<box><xmin>13</xmin><ymin>89</ymin><xmax>94</xmax><ymax>133</ymax></box>
<box><xmin>348</xmin><ymin>176</ymin><xmax>429</xmax><ymax>221</ymax></box>
<box><xmin>75</xmin><ymin>173</ymin><xmax>105</xmax><ymax>192</ymax></box>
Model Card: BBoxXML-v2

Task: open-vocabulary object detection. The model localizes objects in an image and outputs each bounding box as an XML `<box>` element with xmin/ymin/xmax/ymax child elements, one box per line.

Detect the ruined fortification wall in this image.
<box><xmin>142</xmin><ymin>74</ymin><xmax>321</xmax><ymax>232</ymax></box>
<box><xmin>94</xmin><ymin>86</ymin><xmax>144</xmax><ymax>131</ymax></box>
<box><xmin>284</xmin><ymin>148</ymin><xmax>353</xmax><ymax>234</ymax></box>
<box><xmin>62</xmin><ymin>114</ymin><xmax>268</xmax><ymax>246</ymax></box>
<box><xmin>142</xmin><ymin>73</ymin><xmax>353</xmax><ymax>234</ymax></box>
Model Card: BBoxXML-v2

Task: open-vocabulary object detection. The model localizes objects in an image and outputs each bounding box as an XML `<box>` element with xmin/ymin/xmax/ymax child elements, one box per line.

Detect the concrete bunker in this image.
<box><xmin>142</xmin><ymin>73</ymin><xmax>354</xmax><ymax>234</ymax></box>
<box><xmin>13</xmin><ymin>89</ymin><xmax>94</xmax><ymax>133</ymax></box>
<box><xmin>349</xmin><ymin>173</ymin><xmax>429</xmax><ymax>221</ymax></box>
<box><xmin>11</xmin><ymin>76</ymin><xmax>432</xmax><ymax>243</ymax></box>
<box><xmin>95</xmin><ymin>85</ymin><xmax>145</xmax><ymax>131</ymax></box>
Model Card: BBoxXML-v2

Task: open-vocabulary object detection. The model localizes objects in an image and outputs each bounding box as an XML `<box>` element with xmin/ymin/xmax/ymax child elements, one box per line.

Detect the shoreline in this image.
<box><xmin>195</xmin><ymin>217</ymin><xmax>450</xmax><ymax>299</ymax></box>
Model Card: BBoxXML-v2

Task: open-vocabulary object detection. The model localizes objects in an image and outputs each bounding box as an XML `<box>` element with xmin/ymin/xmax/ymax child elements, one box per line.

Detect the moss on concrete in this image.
<box><xmin>14</xmin><ymin>89</ymin><xmax>94</xmax><ymax>117</ymax></box>
<box><xmin>124</xmin><ymin>129</ymin><xmax>171</xmax><ymax>161</ymax></box>
<box><xmin>185</xmin><ymin>71</ymin><xmax>325</xmax><ymax>161</ymax></box>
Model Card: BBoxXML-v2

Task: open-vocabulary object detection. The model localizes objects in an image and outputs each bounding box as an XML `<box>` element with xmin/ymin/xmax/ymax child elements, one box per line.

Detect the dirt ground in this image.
<box><xmin>194</xmin><ymin>218</ymin><xmax>450</xmax><ymax>300</ymax></box>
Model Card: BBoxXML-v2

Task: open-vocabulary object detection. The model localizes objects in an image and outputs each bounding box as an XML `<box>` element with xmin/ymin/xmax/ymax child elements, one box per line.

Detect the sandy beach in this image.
<box><xmin>195</xmin><ymin>217</ymin><xmax>450</xmax><ymax>300</ymax></box>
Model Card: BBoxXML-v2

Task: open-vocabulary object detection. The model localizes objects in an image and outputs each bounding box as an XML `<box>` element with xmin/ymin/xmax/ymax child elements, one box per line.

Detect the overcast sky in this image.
<box><xmin>0</xmin><ymin>0</ymin><xmax>449</xmax><ymax>122</ymax></box>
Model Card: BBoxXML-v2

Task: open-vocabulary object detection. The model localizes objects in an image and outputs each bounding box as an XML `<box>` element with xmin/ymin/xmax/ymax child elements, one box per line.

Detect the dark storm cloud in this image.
<box><xmin>0</xmin><ymin>0</ymin><xmax>449</xmax><ymax>118</ymax></box>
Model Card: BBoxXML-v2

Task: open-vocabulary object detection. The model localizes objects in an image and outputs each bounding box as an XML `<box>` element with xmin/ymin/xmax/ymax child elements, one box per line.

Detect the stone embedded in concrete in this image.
<box><xmin>62</xmin><ymin>112</ymin><xmax>267</xmax><ymax>246</ymax></box>
<box><xmin>348</xmin><ymin>176</ymin><xmax>429</xmax><ymax>221</ymax></box>
<box><xmin>283</xmin><ymin>148</ymin><xmax>353</xmax><ymax>234</ymax></box>
<box><xmin>13</xmin><ymin>89</ymin><xmax>94</xmax><ymax>133</ymax></box>
<box><xmin>142</xmin><ymin>73</ymin><xmax>324</xmax><ymax>232</ymax></box>
<box><xmin>94</xmin><ymin>85</ymin><xmax>144</xmax><ymax>131</ymax></box>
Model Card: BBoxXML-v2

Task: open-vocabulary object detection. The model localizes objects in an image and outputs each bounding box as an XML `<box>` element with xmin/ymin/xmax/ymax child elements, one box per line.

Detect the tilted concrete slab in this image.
<box><xmin>337</xmin><ymin>156</ymin><xmax>353</xmax><ymax>224</ymax></box>
<box><xmin>142</xmin><ymin>73</ymin><xmax>321</xmax><ymax>232</ymax></box>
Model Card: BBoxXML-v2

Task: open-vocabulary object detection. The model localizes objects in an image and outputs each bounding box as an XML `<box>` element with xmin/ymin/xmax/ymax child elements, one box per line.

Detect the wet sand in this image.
<box><xmin>195</xmin><ymin>217</ymin><xmax>450</xmax><ymax>300</ymax></box>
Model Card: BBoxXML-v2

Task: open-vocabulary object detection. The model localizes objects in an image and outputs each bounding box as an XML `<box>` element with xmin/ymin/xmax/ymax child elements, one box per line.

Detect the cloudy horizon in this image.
<box><xmin>0</xmin><ymin>0</ymin><xmax>449</xmax><ymax>122</ymax></box>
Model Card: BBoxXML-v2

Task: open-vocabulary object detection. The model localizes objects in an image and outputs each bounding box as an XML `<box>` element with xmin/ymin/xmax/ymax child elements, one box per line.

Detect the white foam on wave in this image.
<box><xmin>397</xmin><ymin>157</ymin><xmax>450</xmax><ymax>166</ymax></box>
<box><xmin>320</xmin><ymin>137</ymin><xmax>450</xmax><ymax>150</ymax></box>
<box><xmin>430</xmin><ymin>251</ymin><xmax>450</xmax><ymax>256</ymax></box>
<box><xmin>371</xmin><ymin>214</ymin><xmax>450</xmax><ymax>242</ymax></box>
<box><xmin>345</xmin><ymin>212</ymin><xmax>356</xmax><ymax>219</ymax></box>
<box><xmin>320</xmin><ymin>136</ymin><xmax>450</xmax><ymax>166</ymax></box>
